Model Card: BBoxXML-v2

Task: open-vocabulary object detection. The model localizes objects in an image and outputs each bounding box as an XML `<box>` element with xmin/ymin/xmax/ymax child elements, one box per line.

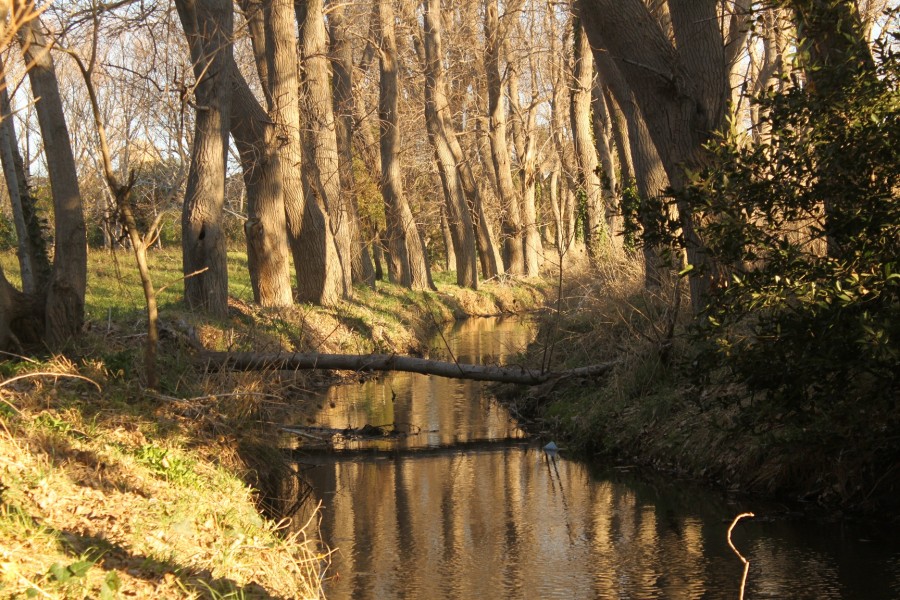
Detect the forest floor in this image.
<box><xmin>0</xmin><ymin>249</ymin><xmax>552</xmax><ymax>599</ymax></box>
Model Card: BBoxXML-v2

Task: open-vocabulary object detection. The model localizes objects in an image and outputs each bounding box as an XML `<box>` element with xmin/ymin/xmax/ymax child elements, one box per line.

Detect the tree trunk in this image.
<box><xmin>16</xmin><ymin>5</ymin><xmax>87</xmax><ymax>344</ymax></box>
<box><xmin>578</xmin><ymin>0</ymin><xmax>729</xmax><ymax>313</ymax></box>
<box><xmin>377</xmin><ymin>0</ymin><xmax>433</xmax><ymax>290</ymax></box>
<box><xmin>422</xmin><ymin>0</ymin><xmax>477</xmax><ymax>289</ymax></box>
<box><xmin>591</xmin><ymin>82</ymin><xmax>624</xmax><ymax>256</ymax></box>
<box><xmin>329</xmin><ymin>2</ymin><xmax>376</xmax><ymax>288</ymax></box>
<box><xmin>266</xmin><ymin>0</ymin><xmax>344</xmax><ymax>306</ymax></box>
<box><xmin>484</xmin><ymin>0</ymin><xmax>524</xmax><ymax>275</ymax></box>
<box><xmin>229</xmin><ymin>63</ymin><xmax>293</xmax><ymax>307</ymax></box>
<box><xmin>548</xmin><ymin>7</ymin><xmax>580</xmax><ymax>254</ymax></box>
<box><xmin>571</xmin><ymin>19</ymin><xmax>607</xmax><ymax>258</ymax></box>
<box><xmin>594</xmin><ymin>47</ymin><xmax>672</xmax><ymax>288</ymax></box>
<box><xmin>508</xmin><ymin>43</ymin><xmax>543</xmax><ymax>276</ymax></box>
<box><xmin>434</xmin><ymin>19</ymin><xmax>501</xmax><ymax>281</ymax></box>
<box><xmin>298</xmin><ymin>0</ymin><xmax>353</xmax><ymax>296</ymax></box>
<box><xmin>789</xmin><ymin>0</ymin><xmax>876</xmax><ymax>258</ymax></box>
<box><xmin>175</xmin><ymin>0</ymin><xmax>233</xmax><ymax>317</ymax></box>
<box><xmin>0</xmin><ymin>67</ymin><xmax>50</xmax><ymax>297</ymax></box>
<box><xmin>440</xmin><ymin>205</ymin><xmax>457</xmax><ymax>271</ymax></box>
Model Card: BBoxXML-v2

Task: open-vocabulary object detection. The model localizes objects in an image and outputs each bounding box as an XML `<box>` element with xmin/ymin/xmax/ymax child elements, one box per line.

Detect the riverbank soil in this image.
<box><xmin>505</xmin><ymin>259</ymin><xmax>900</xmax><ymax>516</ymax></box>
<box><xmin>0</xmin><ymin>250</ymin><xmax>551</xmax><ymax>598</ymax></box>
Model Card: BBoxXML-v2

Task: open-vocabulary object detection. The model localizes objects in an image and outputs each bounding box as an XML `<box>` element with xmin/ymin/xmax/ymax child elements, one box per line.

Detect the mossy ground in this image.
<box><xmin>0</xmin><ymin>249</ymin><xmax>551</xmax><ymax>598</ymax></box>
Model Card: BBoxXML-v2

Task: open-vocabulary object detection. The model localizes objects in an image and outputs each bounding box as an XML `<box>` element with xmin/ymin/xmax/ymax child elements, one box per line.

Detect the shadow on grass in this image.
<box><xmin>55</xmin><ymin>528</ymin><xmax>280</xmax><ymax>599</ymax></box>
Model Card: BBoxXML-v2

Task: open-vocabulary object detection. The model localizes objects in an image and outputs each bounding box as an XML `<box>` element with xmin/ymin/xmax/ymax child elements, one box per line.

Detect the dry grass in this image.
<box><xmin>0</xmin><ymin>356</ymin><xmax>328</xmax><ymax>599</ymax></box>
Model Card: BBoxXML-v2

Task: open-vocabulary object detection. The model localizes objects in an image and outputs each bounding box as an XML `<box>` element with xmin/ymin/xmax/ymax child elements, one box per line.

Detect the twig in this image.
<box><xmin>157</xmin><ymin>266</ymin><xmax>209</xmax><ymax>295</ymax></box>
<box><xmin>727</xmin><ymin>512</ymin><xmax>755</xmax><ymax>600</ymax></box>
<box><xmin>0</xmin><ymin>372</ymin><xmax>101</xmax><ymax>392</ymax></box>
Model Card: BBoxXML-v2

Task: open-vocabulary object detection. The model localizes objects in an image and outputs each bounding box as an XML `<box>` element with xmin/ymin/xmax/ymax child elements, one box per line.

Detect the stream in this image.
<box><xmin>289</xmin><ymin>317</ymin><xmax>900</xmax><ymax>599</ymax></box>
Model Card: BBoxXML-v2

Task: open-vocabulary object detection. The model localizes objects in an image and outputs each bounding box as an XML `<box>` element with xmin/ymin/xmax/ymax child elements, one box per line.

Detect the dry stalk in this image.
<box><xmin>727</xmin><ymin>512</ymin><xmax>755</xmax><ymax>600</ymax></box>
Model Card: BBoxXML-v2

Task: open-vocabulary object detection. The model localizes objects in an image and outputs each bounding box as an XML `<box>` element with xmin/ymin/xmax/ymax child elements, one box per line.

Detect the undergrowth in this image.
<box><xmin>511</xmin><ymin>257</ymin><xmax>900</xmax><ymax>514</ymax></box>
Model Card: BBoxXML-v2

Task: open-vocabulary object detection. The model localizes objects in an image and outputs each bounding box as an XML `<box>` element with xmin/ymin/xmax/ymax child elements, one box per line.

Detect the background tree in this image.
<box><xmin>175</xmin><ymin>0</ymin><xmax>233</xmax><ymax>317</ymax></box>
<box><xmin>14</xmin><ymin>1</ymin><xmax>87</xmax><ymax>344</ymax></box>
<box><xmin>421</xmin><ymin>0</ymin><xmax>477</xmax><ymax>289</ymax></box>
<box><xmin>377</xmin><ymin>0</ymin><xmax>433</xmax><ymax>290</ymax></box>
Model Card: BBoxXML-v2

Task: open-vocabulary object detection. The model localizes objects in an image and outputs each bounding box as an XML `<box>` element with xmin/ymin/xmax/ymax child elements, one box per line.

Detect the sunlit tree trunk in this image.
<box><xmin>508</xmin><ymin>42</ymin><xmax>543</xmax><ymax>276</ymax></box>
<box><xmin>16</xmin><ymin>4</ymin><xmax>88</xmax><ymax>343</ymax></box>
<box><xmin>329</xmin><ymin>2</ymin><xmax>376</xmax><ymax>288</ymax></box>
<box><xmin>0</xmin><ymin>67</ymin><xmax>50</xmax><ymax>297</ymax></box>
<box><xmin>266</xmin><ymin>0</ymin><xmax>343</xmax><ymax>306</ymax></box>
<box><xmin>377</xmin><ymin>0</ymin><xmax>433</xmax><ymax>289</ymax></box>
<box><xmin>578</xmin><ymin>0</ymin><xmax>730</xmax><ymax>312</ymax></box>
<box><xmin>548</xmin><ymin>5</ymin><xmax>580</xmax><ymax>253</ymax></box>
<box><xmin>297</xmin><ymin>0</ymin><xmax>352</xmax><ymax>296</ymax></box>
<box><xmin>174</xmin><ymin>0</ymin><xmax>232</xmax><ymax>317</ymax></box>
<box><xmin>229</xmin><ymin>63</ymin><xmax>293</xmax><ymax>307</ymax></box>
<box><xmin>591</xmin><ymin>82</ymin><xmax>624</xmax><ymax>256</ymax></box>
<box><xmin>594</xmin><ymin>45</ymin><xmax>671</xmax><ymax>288</ymax></box>
<box><xmin>422</xmin><ymin>0</ymin><xmax>477</xmax><ymax>289</ymax></box>
<box><xmin>571</xmin><ymin>19</ymin><xmax>607</xmax><ymax>258</ymax></box>
<box><xmin>484</xmin><ymin>0</ymin><xmax>524</xmax><ymax>275</ymax></box>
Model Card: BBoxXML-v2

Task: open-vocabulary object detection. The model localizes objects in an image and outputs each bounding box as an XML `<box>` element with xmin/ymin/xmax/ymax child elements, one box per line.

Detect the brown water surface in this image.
<box><xmin>291</xmin><ymin>317</ymin><xmax>900</xmax><ymax>599</ymax></box>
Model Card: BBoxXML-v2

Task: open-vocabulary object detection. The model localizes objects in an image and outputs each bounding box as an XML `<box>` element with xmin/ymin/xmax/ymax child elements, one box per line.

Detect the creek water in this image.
<box><xmin>290</xmin><ymin>317</ymin><xmax>900</xmax><ymax>599</ymax></box>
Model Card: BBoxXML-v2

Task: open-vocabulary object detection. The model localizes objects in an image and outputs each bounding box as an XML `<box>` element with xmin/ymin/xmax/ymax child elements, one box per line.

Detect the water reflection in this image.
<box><xmin>308</xmin><ymin>317</ymin><xmax>535</xmax><ymax>450</ymax></box>
<box><xmin>291</xmin><ymin>318</ymin><xmax>900</xmax><ymax>599</ymax></box>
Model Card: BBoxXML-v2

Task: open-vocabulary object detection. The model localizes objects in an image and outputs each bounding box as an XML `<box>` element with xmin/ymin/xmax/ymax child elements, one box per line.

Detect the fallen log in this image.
<box><xmin>202</xmin><ymin>351</ymin><xmax>618</xmax><ymax>386</ymax></box>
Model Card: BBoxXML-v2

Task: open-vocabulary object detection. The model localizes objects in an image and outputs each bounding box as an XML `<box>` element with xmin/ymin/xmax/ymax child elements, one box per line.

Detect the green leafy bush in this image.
<box><xmin>686</xmin><ymin>39</ymin><xmax>899</xmax><ymax>424</ymax></box>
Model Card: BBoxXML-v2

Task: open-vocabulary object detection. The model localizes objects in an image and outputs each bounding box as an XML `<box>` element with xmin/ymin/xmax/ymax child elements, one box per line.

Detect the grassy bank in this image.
<box><xmin>0</xmin><ymin>249</ymin><xmax>551</xmax><ymax>598</ymax></box>
<box><xmin>507</xmin><ymin>258</ymin><xmax>899</xmax><ymax>515</ymax></box>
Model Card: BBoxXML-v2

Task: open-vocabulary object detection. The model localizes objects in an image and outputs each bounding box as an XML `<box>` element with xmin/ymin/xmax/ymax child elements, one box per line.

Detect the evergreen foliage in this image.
<box><xmin>685</xmin><ymin>37</ymin><xmax>899</xmax><ymax>426</ymax></box>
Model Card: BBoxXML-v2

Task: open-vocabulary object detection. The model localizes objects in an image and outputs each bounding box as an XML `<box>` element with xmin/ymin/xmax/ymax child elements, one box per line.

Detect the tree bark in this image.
<box><xmin>422</xmin><ymin>0</ymin><xmax>478</xmax><ymax>289</ymax></box>
<box><xmin>175</xmin><ymin>0</ymin><xmax>233</xmax><ymax>317</ymax></box>
<box><xmin>571</xmin><ymin>19</ymin><xmax>607</xmax><ymax>258</ymax></box>
<box><xmin>298</xmin><ymin>0</ymin><xmax>353</xmax><ymax>296</ymax></box>
<box><xmin>578</xmin><ymin>0</ymin><xmax>729</xmax><ymax>312</ymax></box>
<box><xmin>204</xmin><ymin>350</ymin><xmax>619</xmax><ymax>386</ymax></box>
<box><xmin>484</xmin><ymin>0</ymin><xmax>524</xmax><ymax>275</ymax></box>
<box><xmin>266</xmin><ymin>0</ymin><xmax>344</xmax><ymax>306</ymax></box>
<box><xmin>548</xmin><ymin>7</ymin><xmax>580</xmax><ymax>253</ymax></box>
<box><xmin>594</xmin><ymin>46</ymin><xmax>672</xmax><ymax>288</ymax></box>
<box><xmin>16</xmin><ymin>5</ymin><xmax>88</xmax><ymax>344</ymax></box>
<box><xmin>591</xmin><ymin>82</ymin><xmax>624</xmax><ymax>256</ymax></box>
<box><xmin>377</xmin><ymin>0</ymin><xmax>433</xmax><ymax>290</ymax></box>
<box><xmin>0</xmin><ymin>66</ymin><xmax>50</xmax><ymax>297</ymax></box>
<box><xmin>329</xmin><ymin>2</ymin><xmax>376</xmax><ymax>288</ymax></box>
<box><xmin>508</xmin><ymin>42</ymin><xmax>543</xmax><ymax>276</ymax></box>
<box><xmin>229</xmin><ymin>63</ymin><xmax>293</xmax><ymax>307</ymax></box>
<box><xmin>425</xmin><ymin>6</ymin><xmax>501</xmax><ymax>281</ymax></box>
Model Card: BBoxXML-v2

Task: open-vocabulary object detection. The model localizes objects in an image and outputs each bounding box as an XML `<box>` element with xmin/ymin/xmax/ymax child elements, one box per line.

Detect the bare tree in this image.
<box><xmin>329</xmin><ymin>1</ymin><xmax>376</xmax><ymax>287</ymax></box>
<box><xmin>175</xmin><ymin>0</ymin><xmax>233</xmax><ymax>317</ymax></box>
<box><xmin>266</xmin><ymin>0</ymin><xmax>344</xmax><ymax>305</ymax></box>
<box><xmin>484</xmin><ymin>0</ymin><xmax>524</xmax><ymax>275</ymax></box>
<box><xmin>377</xmin><ymin>0</ymin><xmax>433</xmax><ymax>289</ymax></box>
<box><xmin>578</xmin><ymin>0</ymin><xmax>731</xmax><ymax>312</ymax></box>
<box><xmin>229</xmin><ymin>62</ymin><xmax>293</xmax><ymax>307</ymax></box>
<box><xmin>570</xmin><ymin>18</ymin><xmax>607</xmax><ymax>257</ymax></box>
<box><xmin>15</xmin><ymin>1</ymin><xmax>88</xmax><ymax>343</ymax></box>
<box><xmin>297</xmin><ymin>0</ymin><xmax>353</xmax><ymax>296</ymax></box>
<box><xmin>422</xmin><ymin>0</ymin><xmax>477</xmax><ymax>289</ymax></box>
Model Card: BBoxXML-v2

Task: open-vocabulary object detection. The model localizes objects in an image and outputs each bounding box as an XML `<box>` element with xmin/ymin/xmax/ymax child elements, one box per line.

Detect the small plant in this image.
<box><xmin>134</xmin><ymin>444</ymin><xmax>196</xmax><ymax>485</ymax></box>
<box><xmin>34</xmin><ymin>412</ymin><xmax>72</xmax><ymax>435</ymax></box>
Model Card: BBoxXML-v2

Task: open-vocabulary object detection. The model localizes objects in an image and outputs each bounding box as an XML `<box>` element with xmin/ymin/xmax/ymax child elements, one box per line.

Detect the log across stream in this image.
<box><xmin>202</xmin><ymin>350</ymin><xmax>618</xmax><ymax>385</ymax></box>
